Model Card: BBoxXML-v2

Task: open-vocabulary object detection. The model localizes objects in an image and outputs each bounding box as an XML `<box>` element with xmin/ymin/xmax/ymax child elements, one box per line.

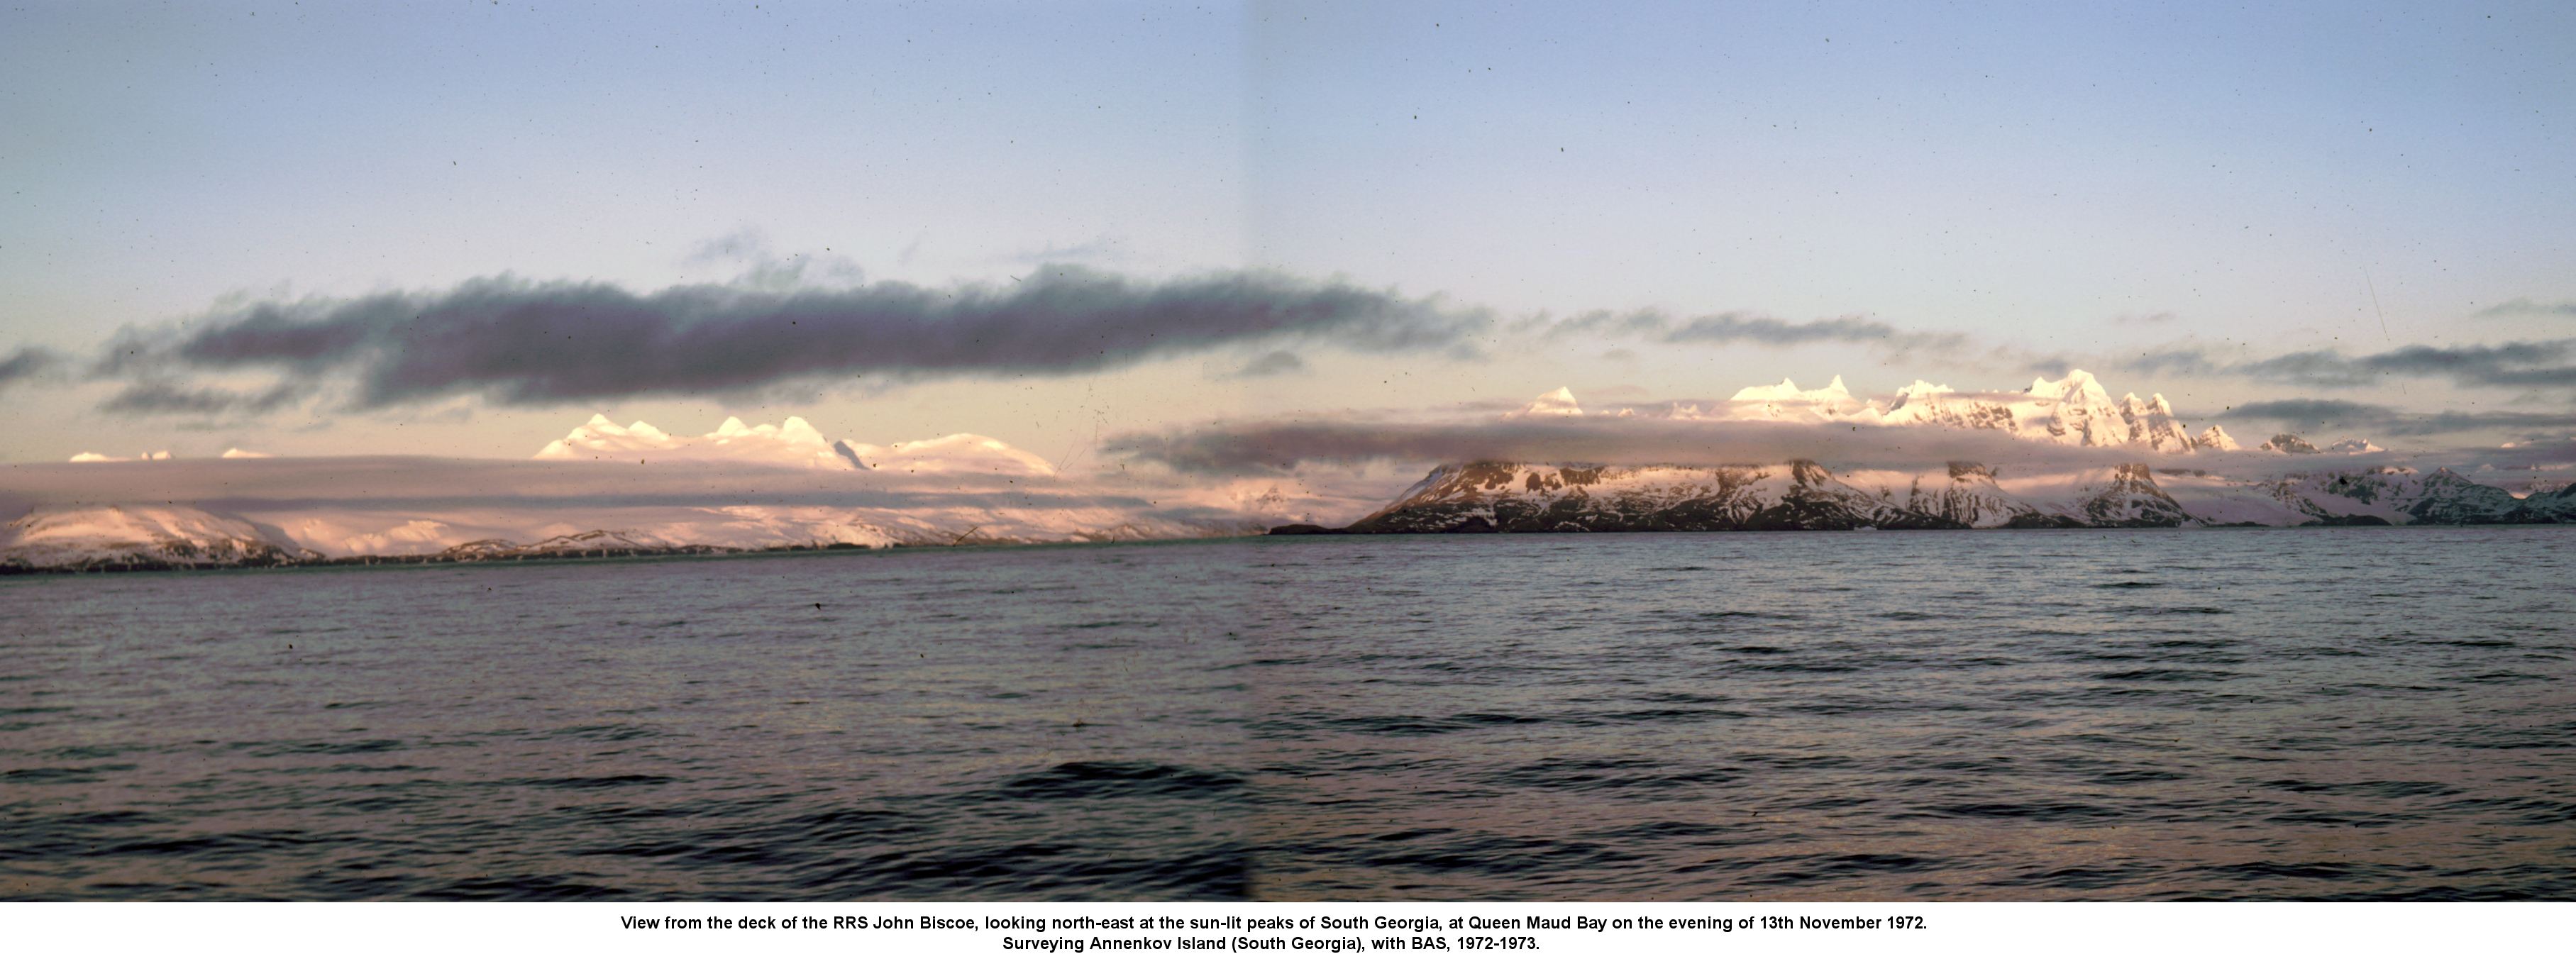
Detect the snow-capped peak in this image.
<box><xmin>2194</xmin><ymin>425</ymin><xmax>2242</xmax><ymax>452</ymax></box>
<box><xmin>1706</xmin><ymin>368</ymin><xmax>2221</xmax><ymax>454</ymax></box>
<box><xmin>845</xmin><ymin>433</ymin><xmax>1058</xmax><ymax>477</ymax></box>
<box><xmin>2260</xmin><ymin>433</ymin><xmax>2321</xmax><ymax>455</ymax></box>
<box><xmin>531</xmin><ymin>413</ymin><xmax>1059</xmax><ymax>476</ymax></box>
<box><xmin>538</xmin><ymin>413</ymin><xmax>863</xmax><ymax>470</ymax></box>
<box><xmin>1731</xmin><ymin>376</ymin><xmax>1852</xmax><ymax>403</ymax></box>
<box><xmin>2030</xmin><ymin>369</ymin><xmax>2113</xmax><ymax>404</ymax></box>
<box><xmin>2118</xmin><ymin>392</ymin><xmax>2175</xmax><ymax>416</ymax></box>
<box><xmin>1723</xmin><ymin>375</ymin><xmax>1872</xmax><ymax>423</ymax></box>
<box><xmin>1508</xmin><ymin>387</ymin><xmax>1584</xmax><ymax>418</ymax></box>
<box><xmin>778</xmin><ymin>416</ymin><xmax>827</xmax><ymax>448</ymax></box>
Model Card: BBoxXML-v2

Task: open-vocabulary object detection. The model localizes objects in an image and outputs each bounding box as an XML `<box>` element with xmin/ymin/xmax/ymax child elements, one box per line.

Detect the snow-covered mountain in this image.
<box><xmin>1507</xmin><ymin>387</ymin><xmax>1584</xmax><ymax>418</ymax></box>
<box><xmin>853</xmin><ymin>433</ymin><xmax>1058</xmax><ymax>477</ymax></box>
<box><xmin>1332</xmin><ymin>368</ymin><xmax>2576</xmax><ymax>533</ymax></box>
<box><xmin>2</xmin><ymin>497</ymin><xmax>1269</xmax><ymax>573</ymax></box>
<box><xmin>12</xmin><ymin>399</ymin><xmax>2568</xmax><ymax>570</ymax></box>
<box><xmin>1307</xmin><ymin>371</ymin><xmax>2516</xmax><ymax>535</ymax></box>
<box><xmin>536</xmin><ymin>414</ymin><xmax>868</xmax><ymax>470</ymax></box>
<box><xmin>4</xmin><ymin>412</ymin><xmax>1266</xmax><ymax>572</ymax></box>
<box><xmin>1326</xmin><ymin>459</ymin><xmax>2575</xmax><ymax>534</ymax></box>
<box><xmin>1870</xmin><ymin>372</ymin><xmax>2200</xmax><ymax>453</ymax></box>
<box><xmin>1535</xmin><ymin>371</ymin><xmax>2380</xmax><ymax>457</ymax></box>
<box><xmin>533</xmin><ymin>414</ymin><xmax>1056</xmax><ymax>476</ymax></box>
<box><xmin>0</xmin><ymin>505</ymin><xmax>320</xmax><ymax>572</ymax></box>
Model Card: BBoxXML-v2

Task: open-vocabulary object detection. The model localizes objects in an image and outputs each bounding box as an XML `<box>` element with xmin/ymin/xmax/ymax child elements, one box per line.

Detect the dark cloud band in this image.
<box><xmin>0</xmin><ymin>347</ymin><xmax>59</xmax><ymax>391</ymax></box>
<box><xmin>98</xmin><ymin>382</ymin><xmax>310</xmax><ymax>416</ymax></box>
<box><xmin>1537</xmin><ymin>309</ymin><xmax>1968</xmax><ymax>353</ymax></box>
<box><xmin>2220</xmin><ymin>398</ymin><xmax>2576</xmax><ymax>437</ymax></box>
<box><xmin>112</xmin><ymin>269</ymin><xmax>1479</xmax><ymax>409</ymax></box>
<box><xmin>2127</xmin><ymin>339</ymin><xmax>2576</xmax><ymax>390</ymax></box>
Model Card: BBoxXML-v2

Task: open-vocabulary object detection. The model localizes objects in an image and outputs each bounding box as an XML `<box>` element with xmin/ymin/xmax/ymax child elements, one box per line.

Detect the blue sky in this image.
<box><xmin>2</xmin><ymin>1</ymin><xmax>2570</xmax><ymax>464</ymax></box>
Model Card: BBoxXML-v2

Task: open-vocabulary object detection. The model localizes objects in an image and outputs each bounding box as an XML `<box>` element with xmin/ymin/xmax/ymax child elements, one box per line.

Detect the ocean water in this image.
<box><xmin>3</xmin><ymin>527</ymin><xmax>2572</xmax><ymax>901</ymax></box>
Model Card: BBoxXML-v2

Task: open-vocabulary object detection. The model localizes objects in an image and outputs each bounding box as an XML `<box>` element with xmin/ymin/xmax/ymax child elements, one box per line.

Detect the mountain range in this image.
<box><xmin>1303</xmin><ymin>459</ymin><xmax>2576</xmax><ymax>534</ymax></box>
<box><xmin>1</xmin><ymin>414</ymin><xmax>1273</xmax><ymax>573</ymax></box>
<box><xmin>1284</xmin><ymin>371</ymin><xmax>2572</xmax><ymax>534</ymax></box>
<box><xmin>8</xmin><ymin>373</ymin><xmax>2572</xmax><ymax>572</ymax></box>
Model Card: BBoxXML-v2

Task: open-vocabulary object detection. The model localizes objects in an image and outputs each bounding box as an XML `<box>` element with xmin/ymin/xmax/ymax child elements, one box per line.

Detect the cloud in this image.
<box><xmin>2356</xmin><ymin>341</ymin><xmax>2570</xmax><ymax>385</ymax></box>
<box><xmin>2475</xmin><ymin>298</ymin><xmax>2576</xmax><ymax>318</ymax></box>
<box><xmin>103</xmin><ymin>268</ymin><xmax>1481</xmax><ymax>410</ymax></box>
<box><xmin>680</xmin><ymin>227</ymin><xmax>866</xmax><ymax>290</ymax></box>
<box><xmin>1007</xmin><ymin>235</ymin><xmax>1132</xmax><ymax>265</ymax></box>
<box><xmin>1229</xmin><ymin>349</ymin><xmax>1307</xmax><ymax>378</ymax></box>
<box><xmin>1107</xmin><ymin>414</ymin><xmax>2158</xmax><ymax>476</ymax></box>
<box><xmin>2121</xmin><ymin>339</ymin><xmax>2576</xmax><ymax>390</ymax></box>
<box><xmin>2221</xmin><ymin>398</ymin><xmax>2576</xmax><ymax>437</ymax></box>
<box><xmin>2220</xmin><ymin>398</ymin><xmax>2392</xmax><ymax>426</ymax></box>
<box><xmin>682</xmin><ymin>227</ymin><xmax>780</xmax><ymax>267</ymax></box>
<box><xmin>2470</xmin><ymin>436</ymin><xmax>2576</xmax><ymax>472</ymax></box>
<box><xmin>0</xmin><ymin>347</ymin><xmax>60</xmax><ymax>392</ymax></box>
<box><xmin>99</xmin><ymin>382</ymin><xmax>309</xmax><ymax>416</ymax></box>
<box><xmin>1537</xmin><ymin>309</ymin><xmax>1967</xmax><ymax>354</ymax></box>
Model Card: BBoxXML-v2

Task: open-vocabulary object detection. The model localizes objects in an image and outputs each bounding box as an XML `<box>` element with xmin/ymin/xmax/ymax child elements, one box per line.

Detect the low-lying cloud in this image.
<box><xmin>1537</xmin><ymin>309</ymin><xmax>1968</xmax><ymax>354</ymax></box>
<box><xmin>1107</xmin><ymin>415</ymin><xmax>2168</xmax><ymax>476</ymax></box>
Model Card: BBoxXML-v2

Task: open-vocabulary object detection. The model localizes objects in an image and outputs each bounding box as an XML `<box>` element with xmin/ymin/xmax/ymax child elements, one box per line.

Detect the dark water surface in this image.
<box><xmin>4</xmin><ymin>528</ymin><xmax>2572</xmax><ymax>900</ymax></box>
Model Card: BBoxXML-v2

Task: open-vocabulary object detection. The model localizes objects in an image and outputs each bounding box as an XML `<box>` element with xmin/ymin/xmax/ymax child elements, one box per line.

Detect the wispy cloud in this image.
<box><xmin>2124</xmin><ymin>339</ymin><xmax>2576</xmax><ymax>389</ymax></box>
<box><xmin>1535</xmin><ymin>309</ymin><xmax>1968</xmax><ymax>354</ymax></box>
<box><xmin>2475</xmin><ymin>298</ymin><xmax>2576</xmax><ymax>318</ymax></box>
<box><xmin>2220</xmin><ymin>398</ymin><xmax>2576</xmax><ymax>437</ymax></box>
<box><xmin>1229</xmin><ymin>349</ymin><xmax>1307</xmax><ymax>378</ymax></box>
<box><xmin>1007</xmin><ymin>235</ymin><xmax>1133</xmax><ymax>265</ymax></box>
<box><xmin>2217</xmin><ymin>398</ymin><xmax>2391</xmax><ymax>426</ymax></box>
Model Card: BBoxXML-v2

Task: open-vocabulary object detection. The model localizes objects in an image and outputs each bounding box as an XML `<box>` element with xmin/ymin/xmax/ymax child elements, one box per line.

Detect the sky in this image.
<box><xmin>3</xmin><ymin>0</ymin><xmax>2572</xmax><ymax>481</ymax></box>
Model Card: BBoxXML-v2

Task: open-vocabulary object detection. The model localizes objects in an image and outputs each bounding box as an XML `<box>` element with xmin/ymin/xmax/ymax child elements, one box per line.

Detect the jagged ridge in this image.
<box><xmin>1314</xmin><ymin>460</ymin><xmax>2576</xmax><ymax>535</ymax></box>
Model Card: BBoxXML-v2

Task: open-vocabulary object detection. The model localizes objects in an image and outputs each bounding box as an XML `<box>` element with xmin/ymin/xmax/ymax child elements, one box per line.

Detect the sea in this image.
<box><xmin>4</xmin><ymin>527</ymin><xmax>2572</xmax><ymax>901</ymax></box>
